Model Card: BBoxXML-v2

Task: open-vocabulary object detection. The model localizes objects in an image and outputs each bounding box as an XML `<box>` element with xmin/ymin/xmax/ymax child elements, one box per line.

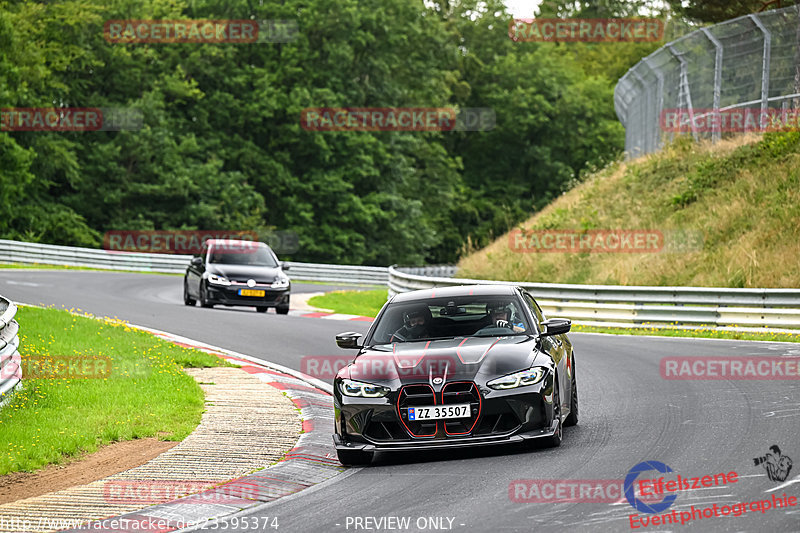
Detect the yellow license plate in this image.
<box><xmin>239</xmin><ymin>289</ymin><xmax>265</xmax><ymax>297</ymax></box>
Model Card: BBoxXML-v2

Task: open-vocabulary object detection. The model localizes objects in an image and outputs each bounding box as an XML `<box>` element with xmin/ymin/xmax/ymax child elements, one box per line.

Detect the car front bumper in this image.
<box><xmin>333</xmin><ymin>374</ymin><xmax>558</xmax><ymax>452</ymax></box>
<box><xmin>206</xmin><ymin>284</ymin><xmax>290</xmax><ymax>307</ymax></box>
<box><xmin>332</xmin><ymin>421</ymin><xmax>559</xmax><ymax>453</ymax></box>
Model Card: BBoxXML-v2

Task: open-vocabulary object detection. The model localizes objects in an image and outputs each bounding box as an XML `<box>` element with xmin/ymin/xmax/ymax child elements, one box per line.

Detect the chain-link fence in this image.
<box><xmin>615</xmin><ymin>6</ymin><xmax>800</xmax><ymax>158</ymax></box>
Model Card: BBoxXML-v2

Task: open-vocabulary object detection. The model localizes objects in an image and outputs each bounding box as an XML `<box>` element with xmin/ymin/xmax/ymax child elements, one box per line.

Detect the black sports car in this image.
<box><xmin>184</xmin><ymin>239</ymin><xmax>291</xmax><ymax>313</ymax></box>
<box><xmin>333</xmin><ymin>284</ymin><xmax>577</xmax><ymax>465</ymax></box>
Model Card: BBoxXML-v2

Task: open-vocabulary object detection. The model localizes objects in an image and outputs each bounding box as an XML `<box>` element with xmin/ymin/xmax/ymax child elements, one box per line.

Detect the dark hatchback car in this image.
<box><xmin>184</xmin><ymin>239</ymin><xmax>291</xmax><ymax>313</ymax></box>
<box><xmin>332</xmin><ymin>284</ymin><xmax>577</xmax><ymax>466</ymax></box>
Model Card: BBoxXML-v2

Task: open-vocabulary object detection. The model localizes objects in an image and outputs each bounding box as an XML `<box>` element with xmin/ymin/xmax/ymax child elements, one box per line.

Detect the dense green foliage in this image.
<box><xmin>5</xmin><ymin>0</ymin><xmax>790</xmax><ymax>265</ymax></box>
<box><xmin>665</xmin><ymin>0</ymin><xmax>797</xmax><ymax>23</ymax></box>
<box><xmin>1</xmin><ymin>0</ymin><xmax>659</xmax><ymax>264</ymax></box>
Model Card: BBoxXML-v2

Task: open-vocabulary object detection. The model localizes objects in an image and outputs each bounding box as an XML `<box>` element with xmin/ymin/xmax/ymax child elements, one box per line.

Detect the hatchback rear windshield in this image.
<box><xmin>207</xmin><ymin>245</ymin><xmax>277</xmax><ymax>267</ymax></box>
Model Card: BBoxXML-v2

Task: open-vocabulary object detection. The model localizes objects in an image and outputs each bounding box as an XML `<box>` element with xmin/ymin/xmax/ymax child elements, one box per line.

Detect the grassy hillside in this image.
<box><xmin>458</xmin><ymin>132</ymin><xmax>800</xmax><ymax>288</ymax></box>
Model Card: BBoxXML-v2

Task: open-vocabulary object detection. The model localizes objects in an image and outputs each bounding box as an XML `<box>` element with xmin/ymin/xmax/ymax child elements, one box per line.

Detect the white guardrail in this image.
<box><xmin>2</xmin><ymin>239</ymin><xmax>799</xmax><ymax>331</ymax></box>
<box><xmin>0</xmin><ymin>294</ymin><xmax>21</xmax><ymax>401</ymax></box>
<box><xmin>389</xmin><ymin>266</ymin><xmax>800</xmax><ymax>331</ymax></box>
<box><xmin>0</xmin><ymin>239</ymin><xmax>388</xmax><ymax>285</ymax></box>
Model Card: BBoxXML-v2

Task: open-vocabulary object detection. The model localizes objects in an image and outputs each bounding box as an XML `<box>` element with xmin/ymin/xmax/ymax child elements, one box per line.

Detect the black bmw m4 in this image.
<box><xmin>333</xmin><ymin>284</ymin><xmax>578</xmax><ymax>466</ymax></box>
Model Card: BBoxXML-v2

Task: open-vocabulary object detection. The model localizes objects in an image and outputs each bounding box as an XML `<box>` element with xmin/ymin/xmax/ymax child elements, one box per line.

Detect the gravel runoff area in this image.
<box><xmin>0</xmin><ymin>366</ymin><xmax>302</xmax><ymax>533</ymax></box>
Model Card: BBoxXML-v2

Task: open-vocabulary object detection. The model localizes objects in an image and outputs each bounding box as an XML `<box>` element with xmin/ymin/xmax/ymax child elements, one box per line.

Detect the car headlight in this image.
<box><xmin>207</xmin><ymin>274</ymin><xmax>231</xmax><ymax>286</ymax></box>
<box><xmin>339</xmin><ymin>379</ymin><xmax>390</xmax><ymax>398</ymax></box>
<box><xmin>271</xmin><ymin>276</ymin><xmax>290</xmax><ymax>289</ymax></box>
<box><xmin>487</xmin><ymin>367</ymin><xmax>547</xmax><ymax>390</ymax></box>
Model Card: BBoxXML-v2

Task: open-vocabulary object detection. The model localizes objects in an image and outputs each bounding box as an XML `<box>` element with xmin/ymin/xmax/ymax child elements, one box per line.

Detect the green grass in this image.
<box><xmin>0</xmin><ymin>306</ymin><xmax>233</xmax><ymax>475</ymax></box>
<box><xmin>307</xmin><ymin>289</ymin><xmax>388</xmax><ymax>317</ymax></box>
<box><xmin>458</xmin><ymin>132</ymin><xmax>800</xmax><ymax>288</ymax></box>
<box><xmin>571</xmin><ymin>323</ymin><xmax>800</xmax><ymax>343</ymax></box>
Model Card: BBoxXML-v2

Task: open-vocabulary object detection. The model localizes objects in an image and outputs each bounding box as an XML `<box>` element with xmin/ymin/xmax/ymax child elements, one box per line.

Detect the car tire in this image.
<box><xmin>199</xmin><ymin>283</ymin><xmax>214</xmax><ymax>308</ymax></box>
<box><xmin>564</xmin><ymin>358</ymin><xmax>578</xmax><ymax>427</ymax></box>
<box><xmin>183</xmin><ymin>280</ymin><xmax>196</xmax><ymax>306</ymax></box>
<box><xmin>256</xmin><ymin>306</ymin><xmax>268</xmax><ymax>313</ymax></box>
<box><xmin>276</xmin><ymin>304</ymin><xmax>289</xmax><ymax>315</ymax></box>
<box><xmin>542</xmin><ymin>379</ymin><xmax>562</xmax><ymax>448</ymax></box>
<box><xmin>337</xmin><ymin>449</ymin><xmax>373</xmax><ymax>466</ymax></box>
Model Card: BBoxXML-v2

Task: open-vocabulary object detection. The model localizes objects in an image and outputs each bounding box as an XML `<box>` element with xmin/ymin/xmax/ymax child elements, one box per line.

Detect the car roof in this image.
<box><xmin>389</xmin><ymin>284</ymin><xmax>520</xmax><ymax>303</ymax></box>
<box><xmin>205</xmin><ymin>239</ymin><xmax>267</xmax><ymax>247</ymax></box>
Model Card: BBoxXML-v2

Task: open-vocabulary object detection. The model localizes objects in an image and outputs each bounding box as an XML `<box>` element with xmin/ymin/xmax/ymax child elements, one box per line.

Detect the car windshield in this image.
<box><xmin>367</xmin><ymin>295</ymin><xmax>532</xmax><ymax>344</ymax></box>
<box><xmin>207</xmin><ymin>245</ymin><xmax>277</xmax><ymax>267</ymax></box>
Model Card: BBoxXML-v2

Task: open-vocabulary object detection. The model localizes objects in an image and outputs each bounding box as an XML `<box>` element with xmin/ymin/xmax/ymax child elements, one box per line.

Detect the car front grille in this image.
<box><xmin>441</xmin><ymin>382</ymin><xmax>481</xmax><ymax>435</ymax></box>
<box><xmin>397</xmin><ymin>384</ymin><xmax>437</xmax><ymax>437</ymax></box>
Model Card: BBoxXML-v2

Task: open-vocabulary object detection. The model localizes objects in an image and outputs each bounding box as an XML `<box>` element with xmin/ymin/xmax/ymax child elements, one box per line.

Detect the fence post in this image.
<box><xmin>631</xmin><ymin>71</ymin><xmax>650</xmax><ymax>154</ymax></box>
<box><xmin>701</xmin><ymin>28</ymin><xmax>724</xmax><ymax>143</ymax></box>
<box><xmin>668</xmin><ymin>44</ymin><xmax>699</xmax><ymax>142</ymax></box>
<box><xmin>643</xmin><ymin>58</ymin><xmax>665</xmax><ymax>152</ymax></box>
<box><xmin>750</xmin><ymin>14</ymin><xmax>772</xmax><ymax>130</ymax></box>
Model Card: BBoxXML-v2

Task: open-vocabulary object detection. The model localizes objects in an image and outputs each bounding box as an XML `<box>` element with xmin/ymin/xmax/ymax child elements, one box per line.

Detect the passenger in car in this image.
<box><xmin>487</xmin><ymin>302</ymin><xmax>526</xmax><ymax>332</ymax></box>
<box><xmin>391</xmin><ymin>307</ymin><xmax>432</xmax><ymax>341</ymax></box>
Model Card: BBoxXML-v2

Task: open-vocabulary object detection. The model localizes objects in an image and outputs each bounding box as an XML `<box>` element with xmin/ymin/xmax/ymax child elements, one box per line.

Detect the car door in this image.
<box><xmin>185</xmin><ymin>244</ymin><xmax>207</xmax><ymax>297</ymax></box>
<box><xmin>521</xmin><ymin>290</ymin><xmax>570</xmax><ymax>414</ymax></box>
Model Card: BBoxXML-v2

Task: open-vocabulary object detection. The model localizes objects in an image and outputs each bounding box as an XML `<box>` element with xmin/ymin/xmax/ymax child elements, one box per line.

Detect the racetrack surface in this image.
<box><xmin>1</xmin><ymin>270</ymin><xmax>798</xmax><ymax>532</ymax></box>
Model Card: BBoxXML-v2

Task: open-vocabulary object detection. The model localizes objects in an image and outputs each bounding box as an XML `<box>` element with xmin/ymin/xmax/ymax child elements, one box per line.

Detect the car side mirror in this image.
<box><xmin>540</xmin><ymin>318</ymin><xmax>571</xmax><ymax>336</ymax></box>
<box><xmin>191</xmin><ymin>257</ymin><xmax>203</xmax><ymax>267</ymax></box>
<box><xmin>336</xmin><ymin>332</ymin><xmax>363</xmax><ymax>349</ymax></box>
<box><xmin>281</xmin><ymin>262</ymin><xmax>290</xmax><ymax>271</ymax></box>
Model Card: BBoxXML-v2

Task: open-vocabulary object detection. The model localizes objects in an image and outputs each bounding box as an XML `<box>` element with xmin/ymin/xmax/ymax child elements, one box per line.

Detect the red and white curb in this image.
<box><xmin>62</xmin><ymin>325</ymin><xmax>349</xmax><ymax>533</ymax></box>
<box><xmin>288</xmin><ymin>309</ymin><xmax>373</xmax><ymax>322</ymax></box>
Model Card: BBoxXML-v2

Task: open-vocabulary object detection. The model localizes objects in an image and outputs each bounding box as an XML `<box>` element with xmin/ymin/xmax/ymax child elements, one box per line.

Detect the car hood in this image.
<box><xmin>343</xmin><ymin>336</ymin><xmax>548</xmax><ymax>386</ymax></box>
<box><xmin>206</xmin><ymin>264</ymin><xmax>284</xmax><ymax>283</ymax></box>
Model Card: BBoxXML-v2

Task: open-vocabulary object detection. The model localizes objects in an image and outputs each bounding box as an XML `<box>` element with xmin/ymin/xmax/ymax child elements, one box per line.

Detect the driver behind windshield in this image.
<box><xmin>487</xmin><ymin>302</ymin><xmax>526</xmax><ymax>333</ymax></box>
<box><xmin>391</xmin><ymin>307</ymin><xmax>432</xmax><ymax>341</ymax></box>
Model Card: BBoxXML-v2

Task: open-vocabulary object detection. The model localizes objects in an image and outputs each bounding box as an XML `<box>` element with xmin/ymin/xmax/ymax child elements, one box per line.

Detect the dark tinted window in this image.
<box><xmin>522</xmin><ymin>292</ymin><xmax>545</xmax><ymax>331</ymax></box>
<box><xmin>207</xmin><ymin>244</ymin><xmax>277</xmax><ymax>267</ymax></box>
<box><xmin>368</xmin><ymin>295</ymin><xmax>531</xmax><ymax>344</ymax></box>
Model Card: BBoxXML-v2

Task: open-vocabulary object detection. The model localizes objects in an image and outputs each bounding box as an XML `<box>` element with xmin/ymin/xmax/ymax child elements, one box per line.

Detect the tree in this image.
<box><xmin>665</xmin><ymin>0</ymin><xmax>797</xmax><ymax>23</ymax></box>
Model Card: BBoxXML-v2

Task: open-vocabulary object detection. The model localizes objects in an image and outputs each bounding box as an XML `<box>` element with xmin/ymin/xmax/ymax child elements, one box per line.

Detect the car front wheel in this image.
<box><xmin>564</xmin><ymin>358</ymin><xmax>578</xmax><ymax>427</ymax></box>
<box><xmin>183</xmin><ymin>279</ymin><xmax>196</xmax><ymax>306</ymax></box>
<box><xmin>199</xmin><ymin>283</ymin><xmax>214</xmax><ymax>308</ymax></box>
<box><xmin>542</xmin><ymin>379</ymin><xmax>562</xmax><ymax>448</ymax></box>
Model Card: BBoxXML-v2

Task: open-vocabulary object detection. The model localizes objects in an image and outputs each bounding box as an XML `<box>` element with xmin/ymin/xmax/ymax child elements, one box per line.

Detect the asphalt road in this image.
<box><xmin>1</xmin><ymin>269</ymin><xmax>798</xmax><ymax>533</ymax></box>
